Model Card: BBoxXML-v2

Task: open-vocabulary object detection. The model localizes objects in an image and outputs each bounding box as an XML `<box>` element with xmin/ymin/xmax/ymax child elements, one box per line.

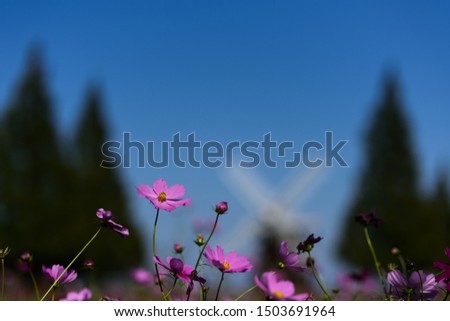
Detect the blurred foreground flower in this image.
<box><xmin>42</xmin><ymin>264</ymin><xmax>77</xmax><ymax>286</ymax></box>
<box><xmin>131</xmin><ymin>268</ymin><xmax>153</xmax><ymax>284</ymax></box>
<box><xmin>254</xmin><ymin>271</ymin><xmax>310</xmax><ymax>301</ymax></box>
<box><xmin>387</xmin><ymin>269</ymin><xmax>438</xmax><ymax>300</ymax></box>
<box><xmin>137</xmin><ymin>178</ymin><xmax>191</xmax><ymax>212</ymax></box>
<box><xmin>60</xmin><ymin>288</ymin><xmax>92</xmax><ymax>301</ymax></box>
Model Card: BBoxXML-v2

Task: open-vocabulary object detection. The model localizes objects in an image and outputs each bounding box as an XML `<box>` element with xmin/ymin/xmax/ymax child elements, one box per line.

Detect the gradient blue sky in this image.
<box><xmin>1</xmin><ymin>1</ymin><xmax>450</xmax><ymax>287</ymax></box>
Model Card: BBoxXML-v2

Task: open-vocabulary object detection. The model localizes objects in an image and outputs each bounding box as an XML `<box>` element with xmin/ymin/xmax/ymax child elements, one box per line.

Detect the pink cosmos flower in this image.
<box><xmin>42</xmin><ymin>264</ymin><xmax>77</xmax><ymax>285</ymax></box>
<box><xmin>203</xmin><ymin>245</ymin><xmax>253</xmax><ymax>273</ymax></box>
<box><xmin>254</xmin><ymin>271</ymin><xmax>310</xmax><ymax>301</ymax></box>
<box><xmin>59</xmin><ymin>288</ymin><xmax>92</xmax><ymax>301</ymax></box>
<box><xmin>278</xmin><ymin>241</ymin><xmax>306</xmax><ymax>272</ymax></box>
<box><xmin>137</xmin><ymin>179</ymin><xmax>191</xmax><ymax>212</ymax></box>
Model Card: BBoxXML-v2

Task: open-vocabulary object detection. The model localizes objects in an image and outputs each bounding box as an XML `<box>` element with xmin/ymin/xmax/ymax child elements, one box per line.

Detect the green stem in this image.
<box><xmin>41</xmin><ymin>227</ymin><xmax>102</xmax><ymax>301</ymax></box>
<box><xmin>308</xmin><ymin>252</ymin><xmax>331</xmax><ymax>300</ymax></box>
<box><xmin>194</xmin><ymin>213</ymin><xmax>220</xmax><ymax>272</ymax></box>
<box><xmin>51</xmin><ymin>289</ymin><xmax>56</xmax><ymax>301</ymax></box>
<box><xmin>234</xmin><ymin>284</ymin><xmax>258</xmax><ymax>301</ymax></box>
<box><xmin>163</xmin><ymin>277</ymin><xmax>178</xmax><ymax>301</ymax></box>
<box><xmin>187</xmin><ymin>213</ymin><xmax>220</xmax><ymax>301</ymax></box>
<box><xmin>1</xmin><ymin>258</ymin><xmax>4</xmax><ymax>301</ymax></box>
<box><xmin>29</xmin><ymin>270</ymin><xmax>40</xmax><ymax>300</ymax></box>
<box><xmin>152</xmin><ymin>208</ymin><xmax>166</xmax><ymax>300</ymax></box>
<box><xmin>443</xmin><ymin>291</ymin><xmax>449</xmax><ymax>301</ymax></box>
<box><xmin>215</xmin><ymin>271</ymin><xmax>225</xmax><ymax>301</ymax></box>
<box><xmin>364</xmin><ymin>227</ymin><xmax>386</xmax><ymax>294</ymax></box>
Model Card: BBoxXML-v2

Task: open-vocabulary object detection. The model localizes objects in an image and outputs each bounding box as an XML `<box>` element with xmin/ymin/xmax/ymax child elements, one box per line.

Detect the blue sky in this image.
<box><xmin>1</xmin><ymin>1</ymin><xmax>450</xmax><ymax>287</ymax></box>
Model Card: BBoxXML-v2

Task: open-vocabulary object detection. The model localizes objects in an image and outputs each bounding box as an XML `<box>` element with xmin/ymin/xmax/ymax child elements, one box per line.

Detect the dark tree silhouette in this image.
<box><xmin>0</xmin><ymin>48</ymin><xmax>72</xmax><ymax>262</ymax></box>
<box><xmin>338</xmin><ymin>72</ymin><xmax>450</xmax><ymax>270</ymax></box>
<box><xmin>72</xmin><ymin>85</ymin><xmax>143</xmax><ymax>272</ymax></box>
<box><xmin>0</xmin><ymin>48</ymin><xmax>144</xmax><ymax>277</ymax></box>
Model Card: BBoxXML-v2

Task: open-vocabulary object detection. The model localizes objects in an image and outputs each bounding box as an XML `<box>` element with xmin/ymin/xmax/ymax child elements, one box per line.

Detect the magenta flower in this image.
<box><xmin>434</xmin><ymin>248</ymin><xmax>450</xmax><ymax>287</ymax></box>
<box><xmin>131</xmin><ymin>268</ymin><xmax>153</xmax><ymax>284</ymax></box>
<box><xmin>137</xmin><ymin>179</ymin><xmax>191</xmax><ymax>212</ymax></box>
<box><xmin>42</xmin><ymin>264</ymin><xmax>77</xmax><ymax>286</ymax></box>
<box><xmin>59</xmin><ymin>288</ymin><xmax>92</xmax><ymax>301</ymax></box>
<box><xmin>387</xmin><ymin>269</ymin><xmax>438</xmax><ymax>300</ymax></box>
<box><xmin>278</xmin><ymin>241</ymin><xmax>305</xmax><ymax>272</ymax></box>
<box><xmin>96</xmin><ymin>208</ymin><xmax>129</xmax><ymax>237</ymax></box>
<box><xmin>204</xmin><ymin>245</ymin><xmax>253</xmax><ymax>273</ymax></box>
<box><xmin>255</xmin><ymin>271</ymin><xmax>310</xmax><ymax>301</ymax></box>
<box><xmin>154</xmin><ymin>256</ymin><xmax>205</xmax><ymax>288</ymax></box>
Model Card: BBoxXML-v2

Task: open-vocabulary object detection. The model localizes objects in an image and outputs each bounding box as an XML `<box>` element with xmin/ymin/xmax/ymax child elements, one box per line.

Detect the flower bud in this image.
<box><xmin>83</xmin><ymin>260</ymin><xmax>95</xmax><ymax>271</ymax></box>
<box><xmin>194</xmin><ymin>233</ymin><xmax>205</xmax><ymax>246</ymax></box>
<box><xmin>0</xmin><ymin>247</ymin><xmax>10</xmax><ymax>259</ymax></box>
<box><xmin>215</xmin><ymin>201</ymin><xmax>228</xmax><ymax>215</ymax></box>
<box><xmin>173</xmin><ymin>243</ymin><xmax>184</xmax><ymax>254</ymax></box>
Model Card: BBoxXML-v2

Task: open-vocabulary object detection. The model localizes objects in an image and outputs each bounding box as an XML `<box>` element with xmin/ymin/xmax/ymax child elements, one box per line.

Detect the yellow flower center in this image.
<box><xmin>222</xmin><ymin>261</ymin><xmax>230</xmax><ymax>270</ymax></box>
<box><xmin>273</xmin><ymin>291</ymin><xmax>284</xmax><ymax>298</ymax></box>
<box><xmin>157</xmin><ymin>192</ymin><xmax>167</xmax><ymax>202</ymax></box>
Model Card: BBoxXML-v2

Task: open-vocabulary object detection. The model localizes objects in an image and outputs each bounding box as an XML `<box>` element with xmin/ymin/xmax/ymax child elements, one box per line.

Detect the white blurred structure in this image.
<box><xmin>219</xmin><ymin>166</ymin><xmax>327</xmax><ymax>250</ymax></box>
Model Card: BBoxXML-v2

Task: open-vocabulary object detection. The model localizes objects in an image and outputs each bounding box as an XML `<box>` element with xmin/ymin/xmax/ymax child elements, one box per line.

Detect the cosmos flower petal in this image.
<box><xmin>167</xmin><ymin>198</ymin><xmax>192</xmax><ymax>208</ymax></box>
<box><xmin>279</xmin><ymin>241</ymin><xmax>289</xmax><ymax>257</ymax></box>
<box><xmin>155</xmin><ymin>201</ymin><xmax>177</xmax><ymax>212</ymax></box>
<box><xmin>271</xmin><ymin>280</ymin><xmax>295</xmax><ymax>297</ymax></box>
<box><xmin>387</xmin><ymin>269</ymin><xmax>407</xmax><ymax>289</ymax></box>
<box><xmin>153</xmin><ymin>178</ymin><xmax>168</xmax><ymax>194</ymax></box>
<box><xmin>204</xmin><ymin>245</ymin><xmax>252</xmax><ymax>273</ymax></box>
<box><xmin>136</xmin><ymin>184</ymin><xmax>154</xmax><ymax>198</ymax></box>
<box><xmin>255</xmin><ymin>272</ymin><xmax>306</xmax><ymax>301</ymax></box>
<box><xmin>215</xmin><ymin>245</ymin><xmax>225</xmax><ymax>261</ymax></box>
<box><xmin>254</xmin><ymin>274</ymin><xmax>269</xmax><ymax>293</ymax></box>
<box><xmin>444</xmin><ymin>248</ymin><xmax>450</xmax><ymax>259</ymax></box>
<box><xmin>433</xmin><ymin>260</ymin><xmax>448</xmax><ymax>270</ymax></box>
<box><xmin>60</xmin><ymin>288</ymin><xmax>92</xmax><ymax>301</ymax></box>
<box><xmin>166</xmin><ymin>184</ymin><xmax>186</xmax><ymax>199</ymax></box>
<box><xmin>290</xmin><ymin>293</ymin><xmax>310</xmax><ymax>301</ymax></box>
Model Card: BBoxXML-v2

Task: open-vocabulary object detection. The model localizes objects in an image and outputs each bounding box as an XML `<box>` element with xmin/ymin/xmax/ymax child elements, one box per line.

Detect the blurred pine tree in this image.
<box><xmin>0</xmin><ymin>47</ymin><xmax>143</xmax><ymax>277</ymax></box>
<box><xmin>338</xmin><ymin>72</ymin><xmax>450</xmax><ymax>270</ymax></box>
<box><xmin>72</xmin><ymin>84</ymin><xmax>143</xmax><ymax>273</ymax></box>
<box><xmin>0</xmin><ymin>47</ymin><xmax>71</xmax><ymax>263</ymax></box>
